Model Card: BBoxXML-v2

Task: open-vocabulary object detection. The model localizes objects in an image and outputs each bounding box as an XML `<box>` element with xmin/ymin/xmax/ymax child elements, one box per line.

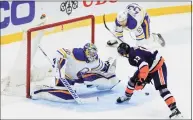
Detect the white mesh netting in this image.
<box><xmin>1</xmin><ymin>15</ymin><xmax>94</xmax><ymax>97</ymax></box>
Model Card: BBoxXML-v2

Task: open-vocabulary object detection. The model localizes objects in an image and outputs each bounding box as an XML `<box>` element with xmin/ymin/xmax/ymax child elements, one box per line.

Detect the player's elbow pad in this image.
<box><xmin>55</xmin><ymin>58</ymin><xmax>66</xmax><ymax>69</ymax></box>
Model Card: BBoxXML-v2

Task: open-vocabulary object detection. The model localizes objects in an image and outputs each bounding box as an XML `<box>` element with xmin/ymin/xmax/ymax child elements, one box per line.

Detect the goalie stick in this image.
<box><xmin>38</xmin><ymin>45</ymin><xmax>54</xmax><ymax>68</ymax></box>
<box><xmin>38</xmin><ymin>45</ymin><xmax>99</xmax><ymax>104</ymax></box>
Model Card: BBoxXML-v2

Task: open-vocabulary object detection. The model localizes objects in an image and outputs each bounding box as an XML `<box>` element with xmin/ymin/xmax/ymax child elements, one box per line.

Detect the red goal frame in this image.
<box><xmin>26</xmin><ymin>15</ymin><xmax>95</xmax><ymax>98</ymax></box>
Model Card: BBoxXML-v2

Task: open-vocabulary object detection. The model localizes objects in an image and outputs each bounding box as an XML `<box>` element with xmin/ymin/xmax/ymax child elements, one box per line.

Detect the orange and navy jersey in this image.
<box><xmin>128</xmin><ymin>46</ymin><xmax>164</xmax><ymax>80</ymax></box>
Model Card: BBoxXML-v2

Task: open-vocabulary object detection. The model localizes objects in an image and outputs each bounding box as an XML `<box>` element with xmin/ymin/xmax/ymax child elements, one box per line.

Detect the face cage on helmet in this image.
<box><xmin>118</xmin><ymin>48</ymin><xmax>129</xmax><ymax>58</ymax></box>
<box><xmin>85</xmin><ymin>49</ymin><xmax>98</xmax><ymax>62</ymax></box>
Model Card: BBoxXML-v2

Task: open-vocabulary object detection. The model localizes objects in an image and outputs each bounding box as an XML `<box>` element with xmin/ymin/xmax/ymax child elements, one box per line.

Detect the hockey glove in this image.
<box><xmin>101</xmin><ymin>61</ymin><xmax>110</xmax><ymax>72</ymax></box>
<box><xmin>135</xmin><ymin>80</ymin><xmax>146</xmax><ymax>90</ymax></box>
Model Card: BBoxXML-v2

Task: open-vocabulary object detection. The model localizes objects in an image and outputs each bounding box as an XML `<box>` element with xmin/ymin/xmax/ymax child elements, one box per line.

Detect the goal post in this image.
<box><xmin>26</xmin><ymin>15</ymin><xmax>95</xmax><ymax>98</ymax></box>
<box><xmin>1</xmin><ymin>15</ymin><xmax>95</xmax><ymax>98</ymax></box>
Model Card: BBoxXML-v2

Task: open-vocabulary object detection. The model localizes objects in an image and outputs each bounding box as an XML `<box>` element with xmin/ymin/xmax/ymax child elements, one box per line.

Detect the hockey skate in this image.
<box><xmin>107</xmin><ymin>39</ymin><xmax>118</xmax><ymax>46</ymax></box>
<box><xmin>116</xmin><ymin>95</ymin><xmax>131</xmax><ymax>103</ymax></box>
<box><xmin>169</xmin><ymin>108</ymin><xmax>183</xmax><ymax>119</ymax></box>
<box><xmin>31</xmin><ymin>85</ymin><xmax>73</xmax><ymax>99</ymax></box>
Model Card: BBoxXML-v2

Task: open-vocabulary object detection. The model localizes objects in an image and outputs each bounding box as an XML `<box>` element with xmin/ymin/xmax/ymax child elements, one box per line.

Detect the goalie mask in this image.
<box><xmin>84</xmin><ymin>43</ymin><xmax>98</xmax><ymax>62</ymax></box>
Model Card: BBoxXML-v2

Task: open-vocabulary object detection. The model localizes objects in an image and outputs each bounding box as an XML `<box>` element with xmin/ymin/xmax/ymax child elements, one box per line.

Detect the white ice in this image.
<box><xmin>1</xmin><ymin>13</ymin><xmax>191</xmax><ymax>119</ymax></box>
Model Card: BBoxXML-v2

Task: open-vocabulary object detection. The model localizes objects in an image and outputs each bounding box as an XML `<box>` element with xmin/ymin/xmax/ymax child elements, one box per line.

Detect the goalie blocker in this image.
<box><xmin>31</xmin><ymin>43</ymin><xmax>120</xmax><ymax>103</ymax></box>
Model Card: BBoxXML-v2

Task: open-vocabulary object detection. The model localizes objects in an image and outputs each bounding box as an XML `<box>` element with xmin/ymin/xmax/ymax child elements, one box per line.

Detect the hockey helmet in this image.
<box><xmin>117</xmin><ymin>43</ymin><xmax>130</xmax><ymax>57</ymax></box>
<box><xmin>84</xmin><ymin>43</ymin><xmax>98</xmax><ymax>62</ymax></box>
<box><xmin>117</xmin><ymin>10</ymin><xmax>128</xmax><ymax>25</ymax></box>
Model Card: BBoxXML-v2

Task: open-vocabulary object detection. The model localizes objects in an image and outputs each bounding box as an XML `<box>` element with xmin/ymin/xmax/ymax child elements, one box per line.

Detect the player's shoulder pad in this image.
<box><xmin>57</xmin><ymin>48</ymin><xmax>71</xmax><ymax>58</ymax></box>
<box><xmin>126</xmin><ymin>14</ymin><xmax>137</xmax><ymax>30</ymax></box>
<box><xmin>72</xmin><ymin>48</ymin><xmax>88</xmax><ymax>62</ymax></box>
<box><xmin>133</xmin><ymin>47</ymin><xmax>145</xmax><ymax>57</ymax></box>
<box><xmin>128</xmin><ymin>47</ymin><xmax>137</xmax><ymax>59</ymax></box>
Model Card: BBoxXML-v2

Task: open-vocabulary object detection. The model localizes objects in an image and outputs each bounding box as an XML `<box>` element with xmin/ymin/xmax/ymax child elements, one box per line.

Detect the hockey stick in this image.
<box><xmin>103</xmin><ymin>14</ymin><xmax>124</xmax><ymax>43</ymax></box>
<box><xmin>38</xmin><ymin>45</ymin><xmax>54</xmax><ymax>68</ymax></box>
<box><xmin>128</xmin><ymin>76</ymin><xmax>150</xmax><ymax>96</ymax></box>
<box><xmin>38</xmin><ymin>45</ymin><xmax>98</xmax><ymax>104</ymax></box>
<box><xmin>103</xmin><ymin>14</ymin><xmax>165</xmax><ymax>47</ymax></box>
<box><xmin>103</xmin><ymin>14</ymin><xmax>136</xmax><ymax>43</ymax></box>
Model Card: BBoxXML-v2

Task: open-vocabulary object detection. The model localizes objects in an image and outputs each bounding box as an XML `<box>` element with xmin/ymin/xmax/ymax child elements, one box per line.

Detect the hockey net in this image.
<box><xmin>1</xmin><ymin>15</ymin><xmax>95</xmax><ymax>98</ymax></box>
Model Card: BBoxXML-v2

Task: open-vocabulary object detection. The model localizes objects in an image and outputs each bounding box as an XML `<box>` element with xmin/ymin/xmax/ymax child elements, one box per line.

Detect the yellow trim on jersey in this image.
<box><xmin>116</xmin><ymin>32</ymin><xmax>123</xmax><ymax>36</ymax></box>
<box><xmin>136</xmin><ymin>33</ymin><xmax>145</xmax><ymax>39</ymax></box>
<box><xmin>59</xmin><ymin>58</ymin><xmax>64</xmax><ymax>65</ymax></box>
<box><xmin>58</xmin><ymin>49</ymin><xmax>67</xmax><ymax>58</ymax></box>
<box><xmin>55</xmin><ymin>78</ymin><xmax>60</xmax><ymax>85</ymax></box>
<box><xmin>144</xmin><ymin>19</ymin><xmax>149</xmax><ymax>39</ymax></box>
<box><xmin>49</xmin><ymin>90</ymin><xmax>71</xmax><ymax>95</ymax></box>
<box><xmin>140</xmin><ymin>9</ymin><xmax>146</xmax><ymax>25</ymax></box>
<box><xmin>65</xmin><ymin>74</ymin><xmax>73</xmax><ymax>80</ymax></box>
<box><xmin>60</xmin><ymin>66</ymin><xmax>73</xmax><ymax>80</ymax></box>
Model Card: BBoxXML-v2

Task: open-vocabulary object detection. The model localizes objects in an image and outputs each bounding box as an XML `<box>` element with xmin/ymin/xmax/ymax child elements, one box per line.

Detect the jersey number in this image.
<box><xmin>134</xmin><ymin>56</ymin><xmax>141</xmax><ymax>63</ymax></box>
<box><xmin>127</xmin><ymin>4</ymin><xmax>141</xmax><ymax>15</ymax></box>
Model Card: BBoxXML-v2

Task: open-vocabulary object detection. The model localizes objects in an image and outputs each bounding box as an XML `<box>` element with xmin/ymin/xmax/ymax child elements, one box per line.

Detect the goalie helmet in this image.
<box><xmin>117</xmin><ymin>43</ymin><xmax>130</xmax><ymax>58</ymax></box>
<box><xmin>83</xmin><ymin>43</ymin><xmax>98</xmax><ymax>62</ymax></box>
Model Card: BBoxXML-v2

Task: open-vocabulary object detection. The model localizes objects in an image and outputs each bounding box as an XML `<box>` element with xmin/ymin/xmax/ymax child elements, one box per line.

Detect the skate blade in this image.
<box><xmin>170</xmin><ymin>114</ymin><xmax>183</xmax><ymax>119</ymax></box>
<box><xmin>157</xmin><ymin>33</ymin><xmax>166</xmax><ymax>47</ymax></box>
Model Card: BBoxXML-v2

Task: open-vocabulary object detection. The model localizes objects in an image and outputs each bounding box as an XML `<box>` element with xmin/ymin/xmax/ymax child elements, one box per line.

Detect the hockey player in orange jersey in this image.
<box><xmin>116</xmin><ymin>43</ymin><xmax>183</xmax><ymax>119</ymax></box>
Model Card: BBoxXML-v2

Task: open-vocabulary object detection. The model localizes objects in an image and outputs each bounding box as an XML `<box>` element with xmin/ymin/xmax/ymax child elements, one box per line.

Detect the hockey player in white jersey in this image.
<box><xmin>107</xmin><ymin>3</ymin><xmax>165</xmax><ymax>49</ymax></box>
<box><xmin>31</xmin><ymin>43</ymin><xmax>120</xmax><ymax>102</ymax></box>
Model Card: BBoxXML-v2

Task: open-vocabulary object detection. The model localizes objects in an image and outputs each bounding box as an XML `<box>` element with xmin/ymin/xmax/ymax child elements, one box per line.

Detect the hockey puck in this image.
<box><xmin>145</xmin><ymin>92</ymin><xmax>149</xmax><ymax>96</ymax></box>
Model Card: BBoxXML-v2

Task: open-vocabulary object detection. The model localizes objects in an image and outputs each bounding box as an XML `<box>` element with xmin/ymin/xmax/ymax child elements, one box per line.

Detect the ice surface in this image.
<box><xmin>1</xmin><ymin>13</ymin><xmax>191</xmax><ymax>119</ymax></box>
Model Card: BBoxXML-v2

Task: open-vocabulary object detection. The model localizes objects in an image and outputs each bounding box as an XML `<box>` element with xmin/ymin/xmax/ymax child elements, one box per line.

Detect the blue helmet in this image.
<box><xmin>83</xmin><ymin>43</ymin><xmax>98</xmax><ymax>62</ymax></box>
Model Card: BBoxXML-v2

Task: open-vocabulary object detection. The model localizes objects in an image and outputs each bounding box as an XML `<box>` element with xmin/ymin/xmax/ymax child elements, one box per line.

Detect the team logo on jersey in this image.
<box><xmin>60</xmin><ymin>1</ymin><xmax>78</xmax><ymax>15</ymax></box>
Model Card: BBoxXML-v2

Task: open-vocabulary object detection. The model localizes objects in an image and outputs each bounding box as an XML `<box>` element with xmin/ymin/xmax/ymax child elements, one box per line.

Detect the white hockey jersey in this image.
<box><xmin>53</xmin><ymin>48</ymin><xmax>107</xmax><ymax>80</ymax></box>
<box><xmin>115</xmin><ymin>3</ymin><xmax>150</xmax><ymax>42</ymax></box>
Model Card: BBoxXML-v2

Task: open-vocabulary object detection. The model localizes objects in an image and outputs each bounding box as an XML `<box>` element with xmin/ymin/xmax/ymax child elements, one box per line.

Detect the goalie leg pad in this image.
<box><xmin>82</xmin><ymin>73</ymin><xmax>104</xmax><ymax>83</ymax></box>
<box><xmin>31</xmin><ymin>85</ymin><xmax>74</xmax><ymax>103</ymax></box>
<box><xmin>55</xmin><ymin>77</ymin><xmax>75</xmax><ymax>86</ymax></box>
<box><xmin>91</xmin><ymin>76</ymin><xmax>120</xmax><ymax>91</ymax></box>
